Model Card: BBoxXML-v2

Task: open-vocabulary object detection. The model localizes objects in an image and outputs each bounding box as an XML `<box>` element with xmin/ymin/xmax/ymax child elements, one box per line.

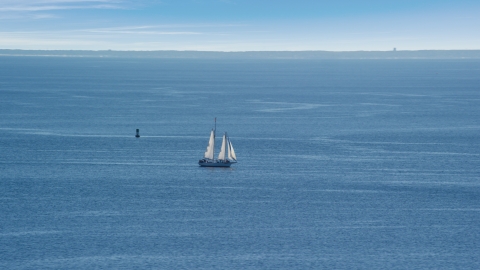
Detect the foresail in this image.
<box><xmin>228</xmin><ymin>139</ymin><xmax>237</xmax><ymax>161</ymax></box>
<box><xmin>217</xmin><ymin>133</ymin><xmax>227</xmax><ymax>160</ymax></box>
<box><xmin>204</xmin><ymin>130</ymin><xmax>215</xmax><ymax>159</ymax></box>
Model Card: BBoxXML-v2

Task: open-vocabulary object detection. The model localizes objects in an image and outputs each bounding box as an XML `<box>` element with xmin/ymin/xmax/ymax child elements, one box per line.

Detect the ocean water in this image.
<box><xmin>1</xmin><ymin>56</ymin><xmax>479</xmax><ymax>269</ymax></box>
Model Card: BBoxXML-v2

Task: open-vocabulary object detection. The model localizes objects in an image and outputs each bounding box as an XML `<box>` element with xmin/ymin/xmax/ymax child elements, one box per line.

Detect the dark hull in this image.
<box><xmin>198</xmin><ymin>160</ymin><xmax>236</xmax><ymax>167</ymax></box>
<box><xmin>199</xmin><ymin>162</ymin><xmax>232</xmax><ymax>167</ymax></box>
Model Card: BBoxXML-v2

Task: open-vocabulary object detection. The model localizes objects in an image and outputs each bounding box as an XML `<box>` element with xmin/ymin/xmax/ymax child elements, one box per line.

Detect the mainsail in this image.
<box><xmin>204</xmin><ymin>129</ymin><xmax>215</xmax><ymax>160</ymax></box>
<box><xmin>217</xmin><ymin>133</ymin><xmax>227</xmax><ymax>160</ymax></box>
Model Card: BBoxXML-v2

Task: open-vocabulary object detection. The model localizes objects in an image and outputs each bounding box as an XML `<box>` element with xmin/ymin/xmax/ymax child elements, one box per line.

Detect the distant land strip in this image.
<box><xmin>1</xmin><ymin>50</ymin><xmax>480</xmax><ymax>59</ymax></box>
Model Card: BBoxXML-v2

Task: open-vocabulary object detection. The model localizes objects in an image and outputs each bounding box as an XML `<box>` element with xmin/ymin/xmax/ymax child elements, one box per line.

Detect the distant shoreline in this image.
<box><xmin>1</xmin><ymin>49</ymin><xmax>480</xmax><ymax>59</ymax></box>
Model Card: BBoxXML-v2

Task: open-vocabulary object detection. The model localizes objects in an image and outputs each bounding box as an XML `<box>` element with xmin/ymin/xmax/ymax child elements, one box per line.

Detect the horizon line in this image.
<box><xmin>1</xmin><ymin>49</ymin><xmax>480</xmax><ymax>52</ymax></box>
<box><xmin>2</xmin><ymin>49</ymin><xmax>480</xmax><ymax>60</ymax></box>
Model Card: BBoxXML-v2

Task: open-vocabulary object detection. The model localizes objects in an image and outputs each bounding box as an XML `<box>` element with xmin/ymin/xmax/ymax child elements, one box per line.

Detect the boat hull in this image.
<box><xmin>198</xmin><ymin>160</ymin><xmax>236</xmax><ymax>167</ymax></box>
<box><xmin>199</xmin><ymin>162</ymin><xmax>231</xmax><ymax>167</ymax></box>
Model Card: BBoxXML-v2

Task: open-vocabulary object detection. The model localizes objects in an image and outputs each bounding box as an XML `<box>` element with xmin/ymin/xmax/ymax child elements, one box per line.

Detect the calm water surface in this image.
<box><xmin>1</xmin><ymin>57</ymin><xmax>480</xmax><ymax>269</ymax></box>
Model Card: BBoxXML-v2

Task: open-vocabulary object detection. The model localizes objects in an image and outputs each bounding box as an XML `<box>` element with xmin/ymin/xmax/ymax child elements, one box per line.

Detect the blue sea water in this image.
<box><xmin>1</xmin><ymin>56</ymin><xmax>479</xmax><ymax>269</ymax></box>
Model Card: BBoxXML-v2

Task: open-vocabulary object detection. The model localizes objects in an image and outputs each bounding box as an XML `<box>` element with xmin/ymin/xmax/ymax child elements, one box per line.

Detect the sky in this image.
<box><xmin>0</xmin><ymin>0</ymin><xmax>479</xmax><ymax>51</ymax></box>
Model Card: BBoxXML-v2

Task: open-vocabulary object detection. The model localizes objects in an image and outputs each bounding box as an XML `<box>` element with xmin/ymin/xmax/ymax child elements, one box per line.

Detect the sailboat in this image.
<box><xmin>199</xmin><ymin>120</ymin><xmax>237</xmax><ymax>167</ymax></box>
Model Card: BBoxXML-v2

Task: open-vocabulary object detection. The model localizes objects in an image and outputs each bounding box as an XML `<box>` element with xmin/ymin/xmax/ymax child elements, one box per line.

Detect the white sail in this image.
<box><xmin>204</xmin><ymin>129</ymin><xmax>215</xmax><ymax>160</ymax></box>
<box><xmin>228</xmin><ymin>139</ymin><xmax>237</xmax><ymax>161</ymax></box>
<box><xmin>217</xmin><ymin>133</ymin><xmax>227</xmax><ymax>160</ymax></box>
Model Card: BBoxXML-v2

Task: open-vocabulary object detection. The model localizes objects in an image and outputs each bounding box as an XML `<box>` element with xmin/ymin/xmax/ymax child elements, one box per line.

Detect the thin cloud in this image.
<box><xmin>84</xmin><ymin>24</ymin><xmax>248</xmax><ymax>31</ymax></box>
<box><xmin>0</xmin><ymin>13</ymin><xmax>57</xmax><ymax>19</ymax></box>
<box><xmin>0</xmin><ymin>5</ymin><xmax>122</xmax><ymax>11</ymax></box>
<box><xmin>0</xmin><ymin>0</ymin><xmax>125</xmax><ymax>12</ymax></box>
<box><xmin>85</xmin><ymin>30</ymin><xmax>201</xmax><ymax>35</ymax></box>
<box><xmin>0</xmin><ymin>22</ymin><xmax>248</xmax><ymax>36</ymax></box>
<box><xmin>67</xmin><ymin>24</ymin><xmax>247</xmax><ymax>35</ymax></box>
<box><xmin>1</xmin><ymin>29</ymin><xmax>198</xmax><ymax>34</ymax></box>
<box><xmin>1</xmin><ymin>0</ymin><xmax>121</xmax><ymax>4</ymax></box>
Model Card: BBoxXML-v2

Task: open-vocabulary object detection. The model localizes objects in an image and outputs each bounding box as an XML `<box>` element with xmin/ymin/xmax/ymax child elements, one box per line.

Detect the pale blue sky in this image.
<box><xmin>1</xmin><ymin>0</ymin><xmax>479</xmax><ymax>51</ymax></box>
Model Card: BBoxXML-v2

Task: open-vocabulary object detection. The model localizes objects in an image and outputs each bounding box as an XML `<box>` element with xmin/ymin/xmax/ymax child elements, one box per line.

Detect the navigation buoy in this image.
<box><xmin>135</xmin><ymin>129</ymin><xmax>140</xmax><ymax>138</ymax></box>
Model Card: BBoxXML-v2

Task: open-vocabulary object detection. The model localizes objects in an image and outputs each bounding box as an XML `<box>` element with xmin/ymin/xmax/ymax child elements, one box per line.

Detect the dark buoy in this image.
<box><xmin>135</xmin><ymin>129</ymin><xmax>140</xmax><ymax>138</ymax></box>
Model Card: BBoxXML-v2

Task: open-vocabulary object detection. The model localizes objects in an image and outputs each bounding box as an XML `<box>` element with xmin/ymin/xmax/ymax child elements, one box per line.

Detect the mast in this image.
<box><xmin>225</xmin><ymin>132</ymin><xmax>229</xmax><ymax>160</ymax></box>
<box><xmin>213</xmin><ymin>117</ymin><xmax>216</xmax><ymax>161</ymax></box>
